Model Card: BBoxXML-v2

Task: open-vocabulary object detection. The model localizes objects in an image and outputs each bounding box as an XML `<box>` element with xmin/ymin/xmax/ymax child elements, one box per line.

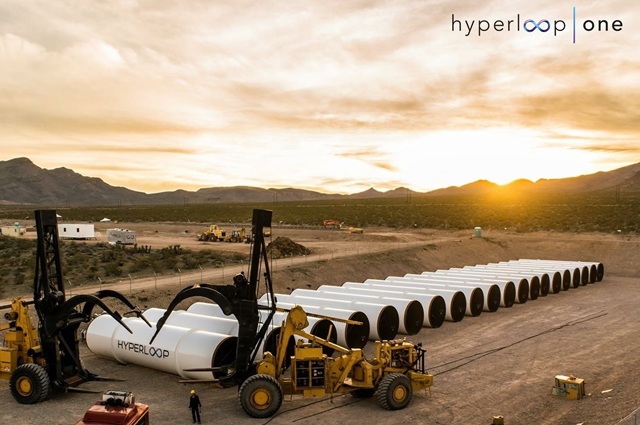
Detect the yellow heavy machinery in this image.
<box><xmin>238</xmin><ymin>305</ymin><xmax>433</xmax><ymax>418</ymax></box>
<box><xmin>225</xmin><ymin>227</ymin><xmax>247</xmax><ymax>243</ymax></box>
<box><xmin>196</xmin><ymin>225</ymin><xmax>226</xmax><ymax>242</ymax></box>
<box><xmin>152</xmin><ymin>209</ymin><xmax>432</xmax><ymax>419</ymax></box>
<box><xmin>551</xmin><ymin>375</ymin><xmax>586</xmax><ymax>400</ymax></box>
<box><xmin>0</xmin><ymin>210</ymin><xmax>148</xmax><ymax>404</ymax></box>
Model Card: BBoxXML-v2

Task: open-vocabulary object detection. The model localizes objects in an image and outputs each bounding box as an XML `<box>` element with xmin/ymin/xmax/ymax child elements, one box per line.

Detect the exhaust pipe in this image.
<box><xmin>87</xmin><ymin>315</ymin><xmax>237</xmax><ymax>380</ymax></box>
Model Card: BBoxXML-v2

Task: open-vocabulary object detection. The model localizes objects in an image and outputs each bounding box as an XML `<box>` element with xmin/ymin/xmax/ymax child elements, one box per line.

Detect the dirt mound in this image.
<box><xmin>266</xmin><ymin>236</ymin><xmax>311</xmax><ymax>259</ymax></box>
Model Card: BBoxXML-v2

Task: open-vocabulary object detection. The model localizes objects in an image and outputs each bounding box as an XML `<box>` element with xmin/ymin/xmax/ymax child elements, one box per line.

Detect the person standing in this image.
<box><xmin>189</xmin><ymin>389</ymin><xmax>202</xmax><ymax>423</ymax></box>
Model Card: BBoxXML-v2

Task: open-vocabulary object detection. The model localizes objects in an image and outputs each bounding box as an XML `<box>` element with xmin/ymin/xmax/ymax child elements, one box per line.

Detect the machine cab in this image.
<box><xmin>551</xmin><ymin>375</ymin><xmax>585</xmax><ymax>400</ymax></box>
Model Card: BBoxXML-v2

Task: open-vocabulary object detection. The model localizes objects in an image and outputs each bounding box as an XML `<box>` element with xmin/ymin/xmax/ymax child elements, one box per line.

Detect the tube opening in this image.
<box><xmin>264</xmin><ymin>328</ymin><xmax>296</xmax><ymax>368</ymax></box>
<box><xmin>540</xmin><ymin>274</ymin><xmax>550</xmax><ymax>297</ymax></box>
<box><xmin>403</xmin><ymin>301</ymin><xmax>424</xmax><ymax>335</ymax></box>
<box><xmin>588</xmin><ymin>265</ymin><xmax>597</xmax><ymax>283</ymax></box>
<box><xmin>429</xmin><ymin>296</ymin><xmax>446</xmax><ymax>328</ymax></box>
<box><xmin>211</xmin><ymin>336</ymin><xmax>238</xmax><ymax>379</ymax></box>
<box><xmin>503</xmin><ymin>282</ymin><xmax>516</xmax><ymax>308</ymax></box>
<box><xmin>470</xmin><ymin>289</ymin><xmax>484</xmax><ymax>317</ymax></box>
<box><xmin>310</xmin><ymin>319</ymin><xmax>338</xmax><ymax>356</ymax></box>
<box><xmin>487</xmin><ymin>286</ymin><xmax>500</xmax><ymax>312</ymax></box>
<box><xmin>517</xmin><ymin>280</ymin><xmax>529</xmax><ymax>304</ymax></box>
<box><xmin>580</xmin><ymin>266</ymin><xmax>589</xmax><ymax>285</ymax></box>
<box><xmin>345</xmin><ymin>312</ymin><xmax>369</xmax><ymax>349</ymax></box>
<box><xmin>550</xmin><ymin>273</ymin><xmax>561</xmax><ymax>294</ymax></box>
<box><xmin>561</xmin><ymin>270</ymin><xmax>571</xmax><ymax>290</ymax></box>
<box><xmin>529</xmin><ymin>276</ymin><xmax>540</xmax><ymax>300</ymax></box>
<box><xmin>572</xmin><ymin>268</ymin><xmax>581</xmax><ymax>288</ymax></box>
<box><xmin>596</xmin><ymin>263</ymin><xmax>605</xmax><ymax>282</ymax></box>
<box><xmin>377</xmin><ymin>306</ymin><xmax>400</xmax><ymax>341</ymax></box>
<box><xmin>450</xmin><ymin>293</ymin><xmax>466</xmax><ymax>322</ymax></box>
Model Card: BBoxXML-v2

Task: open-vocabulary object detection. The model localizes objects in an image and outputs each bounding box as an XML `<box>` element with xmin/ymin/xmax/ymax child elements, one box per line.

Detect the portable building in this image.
<box><xmin>58</xmin><ymin>224</ymin><xmax>95</xmax><ymax>239</ymax></box>
<box><xmin>107</xmin><ymin>228</ymin><xmax>137</xmax><ymax>245</ymax></box>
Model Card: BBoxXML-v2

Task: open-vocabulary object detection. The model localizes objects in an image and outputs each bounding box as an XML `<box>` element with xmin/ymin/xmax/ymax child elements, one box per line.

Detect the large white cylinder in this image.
<box><xmin>292</xmin><ymin>289</ymin><xmax>423</xmax><ymax>335</ymax></box>
<box><xmin>515</xmin><ymin>259</ymin><xmax>604</xmax><ymax>283</ymax></box>
<box><xmin>276</xmin><ymin>294</ymin><xmax>399</xmax><ymax>341</ymax></box>
<box><xmin>432</xmin><ymin>270</ymin><xmax>537</xmax><ymax>302</ymax></box>
<box><xmin>319</xmin><ymin>285</ymin><xmax>446</xmax><ymax>328</ymax></box>
<box><xmin>385</xmin><ymin>280</ymin><xmax>482</xmax><ymax>317</ymax></box>
<box><xmin>361</xmin><ymin>281</ymin><xmax>466</xmax><ymax>323</ymax></box>
<box><xmin>465</xmin><ymin>266</ymin><xmax>552</xmax><ymax>296</ymax></box>
<box><xmin>319</xmin><ymin>307</ymin><xmax>370</xmax><ymax>349</ymax></box>
<box><xmin>394</xmin><ymin>276</ymin><xmax>502</xmax><ymax>312</ymax></box>
<box><xmin>478</xmin><ymin>265</ymin><xmax>562</xmax><ymax>294</ymax></box>
<box><xmin>86</xmin><ymin>315</ymin><xmax>237</xmax><ymax>380</ymax></box>
<box><xmin>499</xmin><ymin>262</ymin><xmax>573</xmax><ymax>290</ymax></box>
<box><xmin>144</xmin><ymin>308</ymin><xmax>239</xmax><ymax>335</ymax></box>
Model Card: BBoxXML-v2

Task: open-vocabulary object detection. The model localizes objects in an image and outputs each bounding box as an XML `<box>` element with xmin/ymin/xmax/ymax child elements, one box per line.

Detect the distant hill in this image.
<box><xmin>0</xmin><ymin>157</ymin><xmax>638</xmax><ymax>206</ymax></box>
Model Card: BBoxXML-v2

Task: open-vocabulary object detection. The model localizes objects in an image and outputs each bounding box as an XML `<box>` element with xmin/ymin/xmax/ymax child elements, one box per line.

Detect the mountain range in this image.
<box><xmin>0</xmin><ymin>157</ymin><xmax>638</xmax><ymax>206</ymax></box>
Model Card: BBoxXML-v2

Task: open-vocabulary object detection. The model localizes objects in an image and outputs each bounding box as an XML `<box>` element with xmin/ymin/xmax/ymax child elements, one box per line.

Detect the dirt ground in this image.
<box><xmin>1</xmin><ymin>229</ymin><xmax>639</xmax><ymax>425</ymax></box>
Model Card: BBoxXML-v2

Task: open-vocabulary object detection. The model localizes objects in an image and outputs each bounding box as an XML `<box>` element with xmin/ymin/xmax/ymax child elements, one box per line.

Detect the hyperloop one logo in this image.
<box><xmin>524</xmin><ymin>19</ymin><xmax>550</xmax><ymax>32</ymax></box>
<box><xmin>117</xmin><ymin>340</ymin><xmax>170</xmax><ymax>359</ymax></box>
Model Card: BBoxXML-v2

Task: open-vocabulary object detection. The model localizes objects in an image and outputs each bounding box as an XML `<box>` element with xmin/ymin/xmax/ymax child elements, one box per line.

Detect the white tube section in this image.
<box><xmin>360</xmin><ymin>281</ymin><xmax>466</xmax><ymax>322</ymax></box>
<box><xmin>478</xmin><ymin>265</ymin><xmax>562</xmax><ymax>294</ymax></box>
<box><xmin>432</xmin><ymin>270</ymin><xmax>538</xmax><ymax>301</ymax></box>
<box><xmin>390</xmin><ymin>275</ymin><xmax>513</xmax><ymax>309</ymax></box>
<box><xmin>383</xmin><ymin>280</ymin><xmax>482</xmax><ymax>317</ymax></box>
<box><xmin>389</xmin><ymin>276</ymin><xmax>501</xmax><ymax>312</ymax></box>
<box><xmin>86</xmin><ymin>315</ymin><xmax>237</xmax><ymax>380</ymax></box>
<box><xmin>515</xmin><ymin>259</ymin><xmax>604</xmax><ymax>282</ymax></box>
<box><xmin>464</xmin><ymin>266</ymin><xmax>552</xmax><ymax>296</ymax></box>
<box><xmin>291</xmin><ymin>289</ymin><xmax>423</xmax><ymax>335</ymax></box>
<box><xmin>318</xmin><ymin>285</ymin><xmax>446</xmax><ymax>328</ymax></box>
<box><xmin>276</xmin><ymin>294</ymin><xmax>399</xmax><ymax>341</ymax></box>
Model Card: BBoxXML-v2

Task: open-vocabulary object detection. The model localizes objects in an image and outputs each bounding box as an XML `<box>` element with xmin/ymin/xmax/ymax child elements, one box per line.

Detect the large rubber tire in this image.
<box><xmin>350</xmin><ymin>388</ymin><xmax>376</xmax><ymax>398</ymax></box>
<box><xmin>9</xmin><ymin>363</ymin><xmax>50</xmax><ymax>404</ymax></box>
<box><xmin>238</xmin><ymin>374</ymin><xmax>283</xmax><ymax>418</ymax></box>
<box><xmin>377</xmin><ymin>373</ymin><xmax>412</xmax><ymax>411</ymax></box>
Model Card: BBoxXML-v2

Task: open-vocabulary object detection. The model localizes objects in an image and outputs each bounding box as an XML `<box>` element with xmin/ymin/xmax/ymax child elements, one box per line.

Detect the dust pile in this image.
<box><xmin>266</xmin><ymin>236</ymin><xmax>311</xmax><ymax>259</ymax></box>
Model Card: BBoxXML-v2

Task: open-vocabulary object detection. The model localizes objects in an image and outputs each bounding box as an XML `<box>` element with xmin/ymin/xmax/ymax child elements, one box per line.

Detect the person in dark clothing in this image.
<box><xmin>189</xmin><ymin>389</ymin><xmax>202</xmax><ymax>423</ymax></box>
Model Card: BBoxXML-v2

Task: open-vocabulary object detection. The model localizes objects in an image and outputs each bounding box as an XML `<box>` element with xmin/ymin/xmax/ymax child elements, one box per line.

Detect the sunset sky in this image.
<box><xmin>1</xmin><ymin>0</ymin><xmax>639</xmax><ymax>194</ymax></box>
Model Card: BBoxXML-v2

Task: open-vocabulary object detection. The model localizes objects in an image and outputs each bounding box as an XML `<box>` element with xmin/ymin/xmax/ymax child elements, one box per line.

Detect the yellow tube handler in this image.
<box><xmin>239</xmin><ymin>305</ymin><xmax>433</xmax><ymax>418</ymax></box>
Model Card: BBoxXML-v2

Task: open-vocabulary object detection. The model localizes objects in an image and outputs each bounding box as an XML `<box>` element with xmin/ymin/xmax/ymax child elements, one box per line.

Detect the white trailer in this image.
<box><xmin>58</xmin><ymin>223</ymin><xmax>95</xmax><ymax>239</ymax></box>
<box><xmin>107</xmin><ymin>228</ymin><xmax>136</xmax><ymax>245</ymax></box>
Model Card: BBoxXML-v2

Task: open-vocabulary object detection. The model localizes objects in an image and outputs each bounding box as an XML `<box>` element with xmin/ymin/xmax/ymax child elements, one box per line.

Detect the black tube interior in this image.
<box><xmin>588</xmin><ymin>265</ymin><xmax>597</xmax><ymax>283</ymax></box>
<box><xmin>264</xmin><ymin>328</ymin><xmax>296</xmax><ymax>368</ymax></box>
<box><xmin>403</xmin><ymin>301</ymin><xmax>424</xmax><ymax>335</ymax></box>
<box><xmin>516</xmin><ymin>280</ymin><xmax>529</xmax><ymax>303</ymax></box>
<box><xmin>211</xmin><ymin>336</ymin><xmax>238</xmax><ymax>379</ymax></box>
<box><xmin>470</xmin><ymin>289</ymin><xmax>484</xmax><ymax>317</ymax></box>
<box><xmin>572</xmin><ymin>268</ymin><xmax>581</xmax><ymax>288</ymax></box>
<box><xmin>428</xmin><ymin>296</ymin><xmax>446</xmax><ymax>328</ymax></box>
<box><xmin>487</xmin><ymin>286</ymin><xmax>500</xmax><ymax>312</ymax></box>
<box><xmin>346</xmin><ymin>311</ymin><xmax>369</xmax><ymax>349</ymax></box>
<box><xmin>580</xmin><ymin>266</ymin><xmax>589</xmax><ymax>285</ymax></box>
<box><xmin>597</xmin><ymin>263</ymin><xmax>605</xmax><ymax>282</ymax></box>
<box><xmin>503</xmin><ymin>282</ymin><xmax>515</xmax><ymax>308</ymax></box>
<box><xmin>310</xmin><ymin>319</ymin><xmax>338</xmax><ymax>356</ymax></box>
<box><xmin>550</xmin><ymin>272</ymin><xmax>561</xmax><ymax>293</ymax></box>
<box><xmin>539</xmin><ymin>274</ymin><xmax>550</xmax><ymax>297</ymax></box>
<box><xmin>529</xmin><ymin>276</ymin><xmax>540</xmax><ymax>300</ymax></box>
<box><xmin>450</xmin><ymin>292</ymin><xmax>466</xmax><ymax>322</ymax></box>
<box><xmin>561</xmin><ymin>270</ymin><xmax>571</xmax><ymax>291</ymax></box>
<box><xmin>377</xmin><ymin>306</ymin><xmax>399</xmax><ymax>341</ymax></box>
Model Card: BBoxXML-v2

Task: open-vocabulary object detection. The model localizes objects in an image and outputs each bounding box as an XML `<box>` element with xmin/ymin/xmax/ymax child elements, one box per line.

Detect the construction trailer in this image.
<box><xmin>58</xmin><ymin>224</ymin><xmax>95</xmax><ymax>239</ymax></box>
<box><xmin>107</xmin><ymin>229</ymin><xmax>137</xmax><ymax>245</ymax></box>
